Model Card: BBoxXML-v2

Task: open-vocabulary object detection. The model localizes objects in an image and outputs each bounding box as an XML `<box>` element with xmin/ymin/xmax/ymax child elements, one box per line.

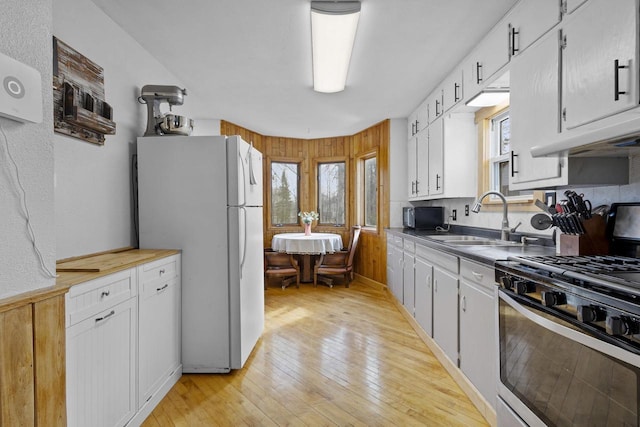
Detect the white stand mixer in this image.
<box><xmin>138</xmin><ymin>85</ymin><xmax>193</xmax><ymax>136</ymax></box>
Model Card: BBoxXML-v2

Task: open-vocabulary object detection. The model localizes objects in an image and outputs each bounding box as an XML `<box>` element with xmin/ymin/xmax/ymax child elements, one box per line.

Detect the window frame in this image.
<box><xmin>315</xmin><ymin>159</ymin><xmax>348</xmax><ymax>227</ymax></box>
<box><xmin>356</xmin><ymin>149</ymin><xmax>379</xmax><ymax>232</ymax></box>
<box><xmin>267</xmin><ymin>158</ymin><xmax>301</xmax><ymax>227</ymax></box>
<box><xmin>476</xmin><ymin>103</ymin><xmax>544</xmax><ymax>211</ymax></box>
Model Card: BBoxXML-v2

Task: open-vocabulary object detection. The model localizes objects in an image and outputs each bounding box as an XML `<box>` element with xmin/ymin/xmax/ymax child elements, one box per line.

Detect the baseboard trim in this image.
<box><xmin>389</xmin><ymin>296</ymin><xmax>497</xmax><ymax>427</ymax></box>
<box><xmin>354</xmin><ymin>273</ymin><xmax>387</xmax><ymax>291</ymax></box>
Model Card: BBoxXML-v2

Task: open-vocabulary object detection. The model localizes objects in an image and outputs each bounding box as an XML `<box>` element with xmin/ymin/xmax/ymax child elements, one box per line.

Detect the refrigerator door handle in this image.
<box><xmin>247</xmin><ymin>142</ymin><xmax>257</xmax><ymax>186</ymax></box>
<box><xmin>239</xmin><ymin>206</ymin><xmax>247</xmax><ymax>279</ymax></box>
<box><xmin>237</xmin><ymin>150</ymin><xmax>247</xmax><ymax>207</ymax></box>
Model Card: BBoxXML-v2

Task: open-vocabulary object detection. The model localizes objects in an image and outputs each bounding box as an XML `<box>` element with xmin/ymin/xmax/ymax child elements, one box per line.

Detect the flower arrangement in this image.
<box><xmin>298</xmin><ymin>211</ymin><xmax>320</xmax><ymax>225</ymax></box>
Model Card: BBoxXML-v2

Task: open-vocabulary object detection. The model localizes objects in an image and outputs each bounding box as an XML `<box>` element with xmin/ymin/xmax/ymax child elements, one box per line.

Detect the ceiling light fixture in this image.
<box><xmin>311</xmin><ymin>1</ymin><xmax>361</xmax><ymax>93</ymax></box>
<box><xmin>465</xmin><ymin>89</ymin><xmax>510</xmax><ymax>107</ymax></box>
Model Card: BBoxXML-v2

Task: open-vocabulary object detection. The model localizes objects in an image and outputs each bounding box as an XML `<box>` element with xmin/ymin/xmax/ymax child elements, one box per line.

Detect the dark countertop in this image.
<box><xmin>386</xmin><ymin>227</ymin><xmax>557</xmax><ymax>266</ymax></box>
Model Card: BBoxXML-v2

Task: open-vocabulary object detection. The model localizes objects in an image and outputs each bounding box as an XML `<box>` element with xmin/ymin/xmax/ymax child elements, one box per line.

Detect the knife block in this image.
<box><xmin>559</xmin><ymin>215</ymin><xmax>610</xmax><ymax>255</ymax></box>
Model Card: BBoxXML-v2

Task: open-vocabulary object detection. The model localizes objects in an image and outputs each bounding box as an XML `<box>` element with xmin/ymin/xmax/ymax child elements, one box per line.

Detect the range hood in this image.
<box><xmin>531</xmin><ymin>109</ymin><xmax>640</xmax><ymax>158</ymax></box>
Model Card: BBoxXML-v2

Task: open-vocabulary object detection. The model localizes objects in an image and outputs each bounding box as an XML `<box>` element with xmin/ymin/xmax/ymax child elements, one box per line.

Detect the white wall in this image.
<box><xmin>53</xmin><ymin>0</ymin><xmax>204</xmax><ymax>259</ymax></box>
<box><xmin>389</xmin><ymin>119</ymin><xmax>409</xmax><ymax>228</ymax></box>
<box><xmin>0</xmin><ymin>1</ymin><xmax>56</xmax><ymax>297</ymax></box>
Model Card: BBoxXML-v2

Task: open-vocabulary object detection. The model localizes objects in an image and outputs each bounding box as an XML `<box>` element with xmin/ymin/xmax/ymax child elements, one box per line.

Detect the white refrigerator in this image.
<box><xmin>137</xmin><ymin>135</ymin><xmax>264</xmax><ymax>373</ymax></box>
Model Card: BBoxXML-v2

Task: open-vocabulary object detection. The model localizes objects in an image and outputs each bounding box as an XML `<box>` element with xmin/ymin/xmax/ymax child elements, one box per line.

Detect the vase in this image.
<box><xmin>304</xmin><ymin>222</ymin><xmax>312</xmax><ymax>236</ymax></box>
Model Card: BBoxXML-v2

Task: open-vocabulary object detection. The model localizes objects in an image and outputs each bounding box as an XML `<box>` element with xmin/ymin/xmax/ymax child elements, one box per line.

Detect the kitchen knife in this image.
<box><xmin>534</xmin><ymin>199</ymin><xmax>554</xmax><ymax>214</ymax></box>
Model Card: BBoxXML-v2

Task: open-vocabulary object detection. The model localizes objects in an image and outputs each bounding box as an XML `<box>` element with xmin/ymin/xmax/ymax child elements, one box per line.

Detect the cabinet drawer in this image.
<box><xmin>403</xmin><ymin>240</ymin><xmax>415</xmax><ymax>253</ymax></box>
<box><xmin>460</xmin><ymin>259</ymin><xmax>496</xmax><ymax>292</ymax></box>
<box><xmin>416</xmin><ymin>244</ymin><xmax>458</xmax><ymax>274</ymax></box>
<box><xmin>139</xmin><ymin>255</ymin><xmax>179</xmax><ymax>285</ymax></box>
<box><xmin>66</xmin><ymin>269</ymin><xmax>136</xmax><ymax>327</ymax></box>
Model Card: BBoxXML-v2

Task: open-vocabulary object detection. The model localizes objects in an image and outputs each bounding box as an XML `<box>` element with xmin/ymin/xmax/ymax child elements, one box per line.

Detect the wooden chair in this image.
<box><xmin>264</xmin><ymin>249</ymin><xmax>300</xmax><ymax>289</ymax></box>
<box><xmin>313</xmin><ymin>226</ymin><xmax>361</xmax><ymax>288</ymax></box>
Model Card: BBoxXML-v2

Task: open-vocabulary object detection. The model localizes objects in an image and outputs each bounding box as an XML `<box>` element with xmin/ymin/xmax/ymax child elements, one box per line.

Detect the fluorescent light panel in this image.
<box><xmin>466</xmin><ymin>89</ymin><xmax>510</xmax><ymax>107</ymax></box>
<box><xmin>311</xmin><ymin>1</ymin><xmax>361</xmax><ymax>93</ymax></box>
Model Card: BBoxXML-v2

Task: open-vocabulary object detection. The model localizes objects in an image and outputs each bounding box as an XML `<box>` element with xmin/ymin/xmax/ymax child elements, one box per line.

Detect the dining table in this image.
<box><xmin>271</xmin><ymin>232</ymin><xmax>343</xmax><ymax>284</ymax></box>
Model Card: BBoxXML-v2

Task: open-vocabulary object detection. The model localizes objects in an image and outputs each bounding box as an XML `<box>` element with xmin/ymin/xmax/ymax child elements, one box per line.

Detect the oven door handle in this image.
<box><xmin>500</xmin><ymin>290</ymin><xmax>640</xmax><ymax>366</ymax></box>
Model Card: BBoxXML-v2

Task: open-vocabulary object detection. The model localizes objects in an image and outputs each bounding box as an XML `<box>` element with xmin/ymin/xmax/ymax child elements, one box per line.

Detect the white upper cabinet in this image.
<box><xmin>442</xmin><ymin>68</ymin><xmax>463</xmax><ymax>112</ymax></box>
<box><xmin>507</xmin><ymin>0</ymin><xmax>561</xmax><ymax>57</ymax></box>
<box><xmin>510</xmin><ymin>29</ymin><xmax>564</xmax><ymax>187</ymax></box>
<box><xmin>564</xmin><ymin>0</ymin><xmax>589</xmax><ymax>15</ymax></box>
<box><xmin>407</xmin><ymin>100</ymin><xmax>429</xmax><ymax>138</ymax></box>
<box><xmin>427</xmin><ymin>119</ymin><xmax>444</xmax><ymax>197</ymax></box>
<box><xmin>561</xmin><ymin>0</ymin><xmax>638</xmax><ymax>130</ymax></box>
<box><xmin>408</xmin><ymin>133</ymin><xmax>429</xmax><ymax>200</ymax></box>
<box><xmin>427</xmin><ymin>89</ymin><xmax>444</xmax><ymax>124</ymax></box>
<box><xmin>464</xmin><ymin>20</ymin><xmax>511</xmax><ymax>100</ymax></box>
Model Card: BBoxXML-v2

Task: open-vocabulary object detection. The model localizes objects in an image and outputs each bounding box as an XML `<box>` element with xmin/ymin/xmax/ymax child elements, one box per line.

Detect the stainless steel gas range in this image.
<box><xmin>495</xmin><ymin>255</ymin><xmax>640</xmax><ymax>427</ymax></box>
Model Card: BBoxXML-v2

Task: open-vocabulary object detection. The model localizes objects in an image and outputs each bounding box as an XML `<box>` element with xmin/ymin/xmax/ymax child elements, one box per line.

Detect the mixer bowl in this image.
<box><xmin>156</xmin><ymin>114</ymin><xmax>193</xmax><ymax>136</ymax></box>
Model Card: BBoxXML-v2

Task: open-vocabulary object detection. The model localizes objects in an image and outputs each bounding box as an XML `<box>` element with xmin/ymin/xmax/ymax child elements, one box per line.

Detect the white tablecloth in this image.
<box><xmin>271</xmin><ymin>233</ymin><xmax>343</xmax><ymax>254</ymax></box>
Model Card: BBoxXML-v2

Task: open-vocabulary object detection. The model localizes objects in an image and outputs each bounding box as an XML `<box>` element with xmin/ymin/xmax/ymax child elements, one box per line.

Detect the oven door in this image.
<box><xmin>498</xmin><ymin>289</ymin><xmax>640</xmax><ymax>427</ymax></box>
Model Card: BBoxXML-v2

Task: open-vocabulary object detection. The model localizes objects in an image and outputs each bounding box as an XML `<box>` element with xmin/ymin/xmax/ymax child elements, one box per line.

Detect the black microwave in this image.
<box><xmin>403</xmin><ymin>207</ymin><xmax>444</xmax><ymax>229</ymax></box>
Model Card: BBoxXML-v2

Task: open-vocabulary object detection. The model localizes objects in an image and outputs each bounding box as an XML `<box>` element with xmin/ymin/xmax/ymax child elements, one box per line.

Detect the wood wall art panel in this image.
<box><xmin>221</xmin><ymin>120</ymin><xmax>390</xmax><ymax>285</ymax></box>
<box><xmin>53</xmin><ymin>37</ymin><xmax>116</xmax><ymax>145</ymax></box>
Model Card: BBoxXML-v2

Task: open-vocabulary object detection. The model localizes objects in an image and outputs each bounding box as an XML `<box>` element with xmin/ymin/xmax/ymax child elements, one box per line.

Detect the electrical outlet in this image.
<box><xmin>465</xmin><ymin>205</ymin><xmax>469</xmax><ymax>216</ymax></box>
<box><xmin>452</xmin><ymin>209</ymin><xmax>457</xmax><ymax>221</ymax></box>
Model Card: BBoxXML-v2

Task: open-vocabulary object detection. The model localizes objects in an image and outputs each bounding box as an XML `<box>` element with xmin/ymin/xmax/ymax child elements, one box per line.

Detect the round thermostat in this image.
<box><xmin>3</xmin><ymin>76</ymin><xmax>25</xmax><ymax>99</ymax></box>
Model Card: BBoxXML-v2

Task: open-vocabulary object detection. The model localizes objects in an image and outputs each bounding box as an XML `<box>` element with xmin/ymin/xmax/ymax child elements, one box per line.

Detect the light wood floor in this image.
<box><xmin>142</xmin><ymin>279</ymin><xmax>489</xmax><ymax>426</ymax></box>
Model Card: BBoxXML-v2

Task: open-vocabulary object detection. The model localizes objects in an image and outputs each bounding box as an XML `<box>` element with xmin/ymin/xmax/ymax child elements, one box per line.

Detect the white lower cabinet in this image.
<box><xmin>386</xmin><ymin>234</ymin><xmax>498</xmax><ymax>411</ymax></box>
<box><xmin>66</xmin><ymin>253</ymin><xmax>181</xmax><ymax>427</ymax></box>
<box><xmin>459</xmin><ymin>260</ymin><xmax>496</xmax><ymax>408</ymax></box>
<box><xmin>402</xmin><ymin>241</ymin><xmax>415</xmax><ymax>315</ymax></box>
<box><xmin>135</xmin><ymin>255</ymin><xmax>182</xmax><ymax>423</ymax></box>
<box><xmin>414</xmin><ymin>245</ymin><xmax>433</xmax><ymax>337</ymax></box>
<box><xmin>66</xmin><ymin>271</ymin><xmax>138</xmax><ymax>427</ymax></box>
<box><xmin>433</xmin><ymin>266</ymin><xmax>459</xmax><ymax>363</ymax></box>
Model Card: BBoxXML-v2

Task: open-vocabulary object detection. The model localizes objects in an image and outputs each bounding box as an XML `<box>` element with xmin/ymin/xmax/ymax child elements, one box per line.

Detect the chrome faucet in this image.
<box><xmin>472</xmin><ymin>191</ymin><xmax>520</xmax><ymax>241</ymax></box>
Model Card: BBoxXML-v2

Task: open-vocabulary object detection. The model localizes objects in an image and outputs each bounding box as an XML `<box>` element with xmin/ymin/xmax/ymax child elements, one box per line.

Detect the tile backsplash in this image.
<box><xmin>414</xmin><ymin>155</ymin><xmax>640</xmax><ymax>236</ymax></box>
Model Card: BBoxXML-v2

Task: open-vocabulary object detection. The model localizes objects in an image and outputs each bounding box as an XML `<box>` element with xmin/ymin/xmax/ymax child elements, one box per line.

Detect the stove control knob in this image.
<box><xmin>606</xmin><ymin>316</ymin><xmax>640</xmax><ymax>336</ymax></box>
<box><xmin>515</xmin><ymin>280</ymin><xmax>535</xmax><ymax>295</ymax></box>
<box><xmin>500</xmin><ymin>276</ymin><xmax>513</xmax><ymax>290</ymax></box>
<box><xmin>541</xmin><ymin>291</ymin><xmax>566</xmax><ymax>307</ymax></box>
<box><xmin>577</xmin><ymin>305</ymin><xmax>604</xmax><ymax>323</ymax></box>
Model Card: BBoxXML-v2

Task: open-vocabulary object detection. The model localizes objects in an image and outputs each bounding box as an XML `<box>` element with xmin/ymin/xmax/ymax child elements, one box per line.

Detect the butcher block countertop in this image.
<box><xmin>0</xmin><ymin>248</ymin><xmax>178</xmax><ymax>314</ymax></box>
<box><xmin>56</xmin><ymin>248</ymin><xmax>180</xmax><ymax>288</ymax></box>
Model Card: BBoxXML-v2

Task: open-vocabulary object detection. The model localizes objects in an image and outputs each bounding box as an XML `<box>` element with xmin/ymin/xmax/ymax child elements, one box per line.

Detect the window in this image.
<box><xmin>489</xmin><ymin>110</ymin><xmax>515</xmax><ymax>196</ymax></box>
<box><xmin>356</xmin><ymin>152</ymin><xmax>377</xmax><ymax>229</ymax></box>
<box><xmin>317</xmin><ymin>162</ymin><xmax>346</xmax><ymax>225</ymax></box>
<box><xmin>363</xmin><ymin>157</ymin><xmax>377</xmax><ymax>227</ymax></box>
<box><xmin>271</xmin><ymin>162</ymin><xmax>299</xmax><ymax>225</ymax></box>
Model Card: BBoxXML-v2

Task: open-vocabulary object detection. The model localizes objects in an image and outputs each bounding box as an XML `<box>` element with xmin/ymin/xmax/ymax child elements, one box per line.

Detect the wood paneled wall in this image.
<box><xmin>220</xmin><ymin>120</ymin><xmax>390</xmax><ymax>284</ymax></box>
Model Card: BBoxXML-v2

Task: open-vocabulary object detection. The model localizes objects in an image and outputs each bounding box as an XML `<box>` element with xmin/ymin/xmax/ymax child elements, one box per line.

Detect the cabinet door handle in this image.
<box><xmin>415</xmin><ymin>180</ymin><xmax>420</xmax><ymax>194</ymax></box>
<box><xmin>415</xmin><ymin>120</ymin><xmax>419</xmax><ymax>131</ymax></box>
<box><xmin>95</xmin><ymin>310</ymin><xmax>115</xmax><ymax>323</ymax></box>
<box><xmin>435</xmin><ymin>100</ymin><xmax>440</xmax><ymax>116</ymax></box>
<box><xmin>461</xmin><ymin>295</ymin><xmax>467</xmax><ymax>312</ymax></box>
<box><xmin>100</xmin><ymin>290</ymin><xmax>110</xmax><ymax>298</ymax></box>
<box><xmin>157</xmin><ymin>283</ymin><xmax>169</xmax><ymax>292</ymax></box>
<box><xmin>427</xmin><ymin>275</ymin><xmax>431</xmax><ymax>288</ymax></box>
<box><xmin>454</xmin><ymin>83</ymin><xmax>460</xmax><ymax>102</ymax></box>
<box><xmin>411</xmin><ymin>181</ymin><xmax>416</xmax><ymax>195</ymax></box>
<box><xmin>510</xmin><ymin>151</ymin><xmax>518</xmax><ymax>177</ymax></box>
<box><xmin>159</xmin><ymin>269</ymin><xmax>166</xmax><ymax>275</ymax></box>
<box><xmin>472</xmin><ymin>271</ymin><xmax>484</xmax><ymax>281</ymax></box>
<box><xmin>436</xmin><ymin>174</ymin><xmax>441</xmax><ymax>191</ymax></box>
<box><xmin>434</xmin><ymin>280</ymin><xmax>438</xmax><ymax>292</ymax></box>
<box><xmin>510</xmin><ymin>24</ymin><xmax>519</xmax><ymax>57</ymax></box>
<box><xmin>476</xmin><ymin>62</ymin><xmax>483</xmax><ymax>84</ymax></box>
<box><xmin>614</xmin><ymin>59</ymin><xmax>629</xmax><ymax>101</ymax></box>
<box><xmin>411</xmin><ymin>122</ymin><xmax>415</xmax><ymax>136</ymax></box>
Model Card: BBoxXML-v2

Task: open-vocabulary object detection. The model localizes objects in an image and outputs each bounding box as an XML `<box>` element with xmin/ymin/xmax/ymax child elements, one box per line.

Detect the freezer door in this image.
<box><xmin>227</xmin><ymin>135</ymin><xmax>263</xmax><ymax>207</ymax></box>
<box><xmin>228</xmin><ymin>205</ymin><xmax>264</xmax><ymax>369</ymax></box>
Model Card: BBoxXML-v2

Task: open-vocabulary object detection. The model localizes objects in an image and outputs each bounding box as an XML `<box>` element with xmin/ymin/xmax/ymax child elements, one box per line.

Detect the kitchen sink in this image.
<box><xmin>428</xmin><ymin>235</ymin><xmax>490</xmax><ymax>241</ymax></box>
<box><xmin>445</xmin><ymin>240</ymin><xmax>522</xmax><ymax>246</ymax></box>
<box><xmin>428</xmin><ymin>234</ymin><xmax>522</xmax><ymax>246</ymax></box>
